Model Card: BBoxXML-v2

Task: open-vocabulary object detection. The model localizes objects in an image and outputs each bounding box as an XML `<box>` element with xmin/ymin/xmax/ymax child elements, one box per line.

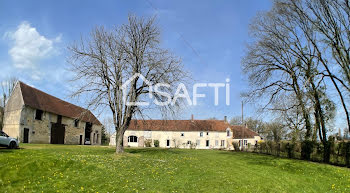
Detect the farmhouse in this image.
<box><xmin>2</xmin><ymin>81</ymin><xmax>102</xmax><ymax>145</ymax></box>
<box><xmin>109</xmin><ymin>116</ymin><xmax>261</xmax><ymax>150</ymax></box>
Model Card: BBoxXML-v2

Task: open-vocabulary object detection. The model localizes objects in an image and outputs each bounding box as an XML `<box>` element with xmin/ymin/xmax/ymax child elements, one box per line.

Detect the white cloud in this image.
<box><xmin>5</xmin><ymin>21</ymin><xmax>61</xmax><ymax>71</ymax></box>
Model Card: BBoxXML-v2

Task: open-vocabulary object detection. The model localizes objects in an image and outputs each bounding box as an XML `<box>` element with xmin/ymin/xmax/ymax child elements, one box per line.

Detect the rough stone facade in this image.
<box><xmin>2</xmin><ymin>82</ymin><xmax>102</xmax><ymax>145</ymax></box>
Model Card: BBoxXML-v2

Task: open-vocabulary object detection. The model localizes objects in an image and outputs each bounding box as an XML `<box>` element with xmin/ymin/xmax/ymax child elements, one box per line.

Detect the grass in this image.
<box><xmin>0</xmin><ymin>144</ymin><xmax>349</xmax><ymax>193</ymax></box>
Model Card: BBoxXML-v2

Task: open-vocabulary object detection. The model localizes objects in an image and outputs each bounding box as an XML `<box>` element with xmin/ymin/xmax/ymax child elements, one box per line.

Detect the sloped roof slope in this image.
<box><xmin>19</xmin><ymin>81</ymin><xmax>101</xmax><ymax>125</ymax></box>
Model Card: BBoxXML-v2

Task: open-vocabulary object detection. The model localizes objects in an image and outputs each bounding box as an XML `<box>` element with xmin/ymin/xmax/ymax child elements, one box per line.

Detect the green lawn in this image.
<box><xmin>0</xmin><ymin>144</ymin><xmax>349</xmax><ymax>192</ymax></box>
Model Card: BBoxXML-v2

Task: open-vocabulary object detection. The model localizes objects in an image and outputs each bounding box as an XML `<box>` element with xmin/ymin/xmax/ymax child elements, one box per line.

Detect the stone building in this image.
<box><xmin>109</xmin><ymin>116</ymin><xmax>261</xmax><ymax>150</ymax></box>
<box><xmin>2</xmin><ymin>81</ymin><xmax>102</xmax><ymax>145</ymax></box>
<box><xmin>0</xmin><ymin>106</ymin><xmax>3</xmax><ymax>130</ymax></box>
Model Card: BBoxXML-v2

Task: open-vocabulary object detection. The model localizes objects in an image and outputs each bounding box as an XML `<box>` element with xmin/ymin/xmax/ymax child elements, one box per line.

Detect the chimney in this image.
<box><xmin>191</xmin><ymin>114</ymin><xmax>194</xmax><ymax>121</ymax></box>
<box><xmin>224</xmin><ymin>116</ymin><xmax>227</xmax><ymax>123</ymax></box>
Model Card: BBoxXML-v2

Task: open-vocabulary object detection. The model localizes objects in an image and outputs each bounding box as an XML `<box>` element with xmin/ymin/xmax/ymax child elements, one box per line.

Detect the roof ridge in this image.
<box><xmin>19</xmin><ymin>81</ymin><xmax>89</xmax><ymax>112</ymax></box>
<box><xmin>19</xmin><ymin>81</ymin><xmax>101</xmax><ymax>125</ymax></box>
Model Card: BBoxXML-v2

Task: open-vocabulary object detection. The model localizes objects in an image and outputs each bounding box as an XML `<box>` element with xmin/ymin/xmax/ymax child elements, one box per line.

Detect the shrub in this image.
<box><xmin>276</xmin><ymin>143</ymin><xmax>281</xmax><ymax>157</ymax></box>
<box><xmin>259</xmin><ymin>142</ymin><xmax>266</xmax><ymax>153</ymax></box>
<box><xmin>323</xmin><ymin>141</ymin><xmax>332</xmax><ymax>163</ymax></box>
<box><xmin>266</xmin><ymin>141</ymin><xmax>273</xmax><ymax>154</ymax></box>
<box><xmin>301</xmin><ymin>140</ymin><xmax>314</xmax><ymax>160</ymax></box>
<box><xmin>232</xmin><ymin>142</ymin><xmax>240</xmax><ymax>151</ymax></box>
<box><xmin>341</xmin><ymin>141</ymin><xmax>350</xmax><ymax>167</ymax></box>
<box><xmin>285</xmin><ymin>142</ymin><xmax>295</xmax><ymax>158</ymax></box>
<box><xmin>154</xmin><ymin>140</ymin><xmax>159</xmax><ymax>147</ymax></box>
<box><xmin>145</xmin><ymin>139</ymin><xmax>152</xmax><ymax>147</ymax></box>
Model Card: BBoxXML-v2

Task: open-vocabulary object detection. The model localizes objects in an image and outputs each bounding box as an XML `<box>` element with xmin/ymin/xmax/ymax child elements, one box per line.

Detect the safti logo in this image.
<box><xmin>122</xmin><ymin>73</ymin><xmax>230</xmax><ymax>106</ymax></box>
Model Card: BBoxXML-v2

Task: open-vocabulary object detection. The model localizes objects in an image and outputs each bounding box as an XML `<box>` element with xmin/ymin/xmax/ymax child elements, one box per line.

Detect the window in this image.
<box><xmin>187</xmin><ymin>141</ymin><xmax>192</xmax><ymax>145</ymax></box>
<box><xmin>200</xmin><ymin>132</ymin><xmax>203</xmax><ymax>137</ymax></box>
<box><xmin>227</xmin><ymin>130</ymin><xmax>230</xmax><ymax>137</ymax></box>
<box><xmin>215</xmin><ymin>140</ymin><xmax>218</xmax><ymax>146</ymax></box>
<box><xmin>244</xmin><ymin>140</ymin><xmax>248</xmax><ymax>146</ymax></box>
<box><xmin>128</xmin><ymin>136</ymin><xmax>138</xmax><ymax>143</ymax></box>
<box><xmin>166</xmin><ymin>140</ymin><xmax>170</xmax><ymax>147</ymax></box>
<box><xmin>35</xmin><ymin>109</ymin><xmax>43</xmax><ymax>120</ymax></box>
<box><xmin>196</xmin><ymin>140</ymin><xmax>200</xmax><ymax>146</ymax></box>
<box><xmin>181</xmin><ymin>132</ymin><xmax>184</xmax><ymax>137</ymax></box>
<box><xmin>206</xmin><ymin>140</ymin><xmax>209</xmax><ymax>147</ymax></box>
<box><xmin>74</xmin><ymin>119</ymin><xmax>79</xmax><ymax>127</ymax></box>
<box><xmin>1</xmin><ymin>131</ymin><xmax>8</xmax><ymax>137</ymax></box>
<box><xmin>221</xmin><ymin>140</ymin><xmax>225</xmax><ymax>147</ymax></box>
<box><xmin>206</xmin><ymin>132</ymin><xmax>209</xmax><ymax>135</ymax></box>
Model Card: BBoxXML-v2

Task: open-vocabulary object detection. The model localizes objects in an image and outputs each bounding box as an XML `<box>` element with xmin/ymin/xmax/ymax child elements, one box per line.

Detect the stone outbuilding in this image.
<box><xmin>2</xmin><ymin>81</ymin><xmax>102</xmax><ymax>145</ymax></box>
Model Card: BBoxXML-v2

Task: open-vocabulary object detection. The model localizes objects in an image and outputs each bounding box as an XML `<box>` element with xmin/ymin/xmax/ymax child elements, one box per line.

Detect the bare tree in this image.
<box><xmin>285</xmin><ymin>0</ymin><xmax>350</xmax><ymax>132</ymax></box>
<box><xmin>0</xmin><ymin>77</ymin><xmax>18</xmax><ymax>108</ymax></box>
<box><xmin>229</xmin><ymin>116</ymin><xmax>242</xmax><ymax>125</ymax></box>
<box><xmin>68</xmin><ymin>15</ymin><xmax>188</xmax><ymax>153</ymax></box>
<box><xmin>243</xmin><ymin>0</ymin><xmax>343</xmax><ymax>161</ymax></box>
<box><xmin>242</xmin><ymin>3</ymin><xmax>313</xmax><ymax>140</ymax></box>
<box><xmin>0</xmin><ymin>77</ymin><xmax>18</xmax><ymax>130</ymax></box>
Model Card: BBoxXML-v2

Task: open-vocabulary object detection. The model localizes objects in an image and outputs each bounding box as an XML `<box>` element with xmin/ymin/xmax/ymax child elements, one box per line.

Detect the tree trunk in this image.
<box><xmin>292</xmin><ymin>75</ymin><xmax>312</xmax><ymax>139</ymax></box>
<box><xmin>115</xmin><ymin>128</ymin><xmax>125</xmax><ymax>153</ymax></box>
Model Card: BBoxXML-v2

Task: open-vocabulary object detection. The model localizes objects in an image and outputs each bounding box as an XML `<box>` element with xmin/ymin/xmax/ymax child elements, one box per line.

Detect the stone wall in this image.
<box><xmin>20</xmin><ymin>106</ymin><xmax>102</xmax><ymax>145</ymax></box>
<box><xmin>21</xmin><ymin>106</ymin><xmax>53</xmax><ymax>143</ymax></box>
<box><xmin>0</xmin><ymin>106</ymin><xmax>3</xmax><ymax>130</ymax></box>
<box><xmin>62</xmin><ymin>116</ymin><xmax>85</xmax><ymax>145</ymax></box>
<box><xmin>2</xmin><ymin>82</ymin><xmax>24</xmax><ymax>139</ymax></box>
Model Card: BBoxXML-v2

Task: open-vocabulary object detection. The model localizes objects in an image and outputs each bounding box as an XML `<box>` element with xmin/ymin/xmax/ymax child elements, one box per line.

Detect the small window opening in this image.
<box><xmin>35</xmin><ymin>110</ymin><xmax>43</xmax><ymax>120</ymax></box>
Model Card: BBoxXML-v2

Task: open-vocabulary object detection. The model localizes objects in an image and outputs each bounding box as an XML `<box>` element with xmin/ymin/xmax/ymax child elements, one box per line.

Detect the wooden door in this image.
<box><xmin>23</xmin><ymin>128</ymin><xmax>29</xmax><ymax>143</ymax></box>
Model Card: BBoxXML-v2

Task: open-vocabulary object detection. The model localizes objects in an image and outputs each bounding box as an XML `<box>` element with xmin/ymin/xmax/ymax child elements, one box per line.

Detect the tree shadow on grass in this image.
<box><xmin>126</xmin><ymin>148</ymin><xmax>184</xmax><ymax>155</ymax></box>
<box><xmin>0</xmin><ymin>147</ymin><xmax>18</xmax><ymax>153</ymax></box>
<box><xmin>218</xmin><ymin>151</ymin><xmax>317</xmax><ymax>174</ymax></box>
<box><xmin>218</xmin><ymin>151</ymin><xmax>286</xmax><ymax>167</ymax></box>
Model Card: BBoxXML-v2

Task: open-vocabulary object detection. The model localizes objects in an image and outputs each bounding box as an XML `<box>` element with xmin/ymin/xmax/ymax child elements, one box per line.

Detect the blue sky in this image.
<box><xmin>0</xmin><ymin>0</ymin><xmax>274</xmax><ymax>122</ymax></box>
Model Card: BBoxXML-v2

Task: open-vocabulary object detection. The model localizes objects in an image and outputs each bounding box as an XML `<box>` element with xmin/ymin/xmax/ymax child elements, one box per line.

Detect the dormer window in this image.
<box><xmin>35</xmin><ymin>110</ymin><xmax>43</xmax><ymax>120</ymax></box>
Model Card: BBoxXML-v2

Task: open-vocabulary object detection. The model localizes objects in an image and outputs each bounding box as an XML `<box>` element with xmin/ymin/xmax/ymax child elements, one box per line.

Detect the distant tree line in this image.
<box><xmin>243</xmin><ymin>0</ymin><xmax>350</xmax><ymax>164</ymax></box>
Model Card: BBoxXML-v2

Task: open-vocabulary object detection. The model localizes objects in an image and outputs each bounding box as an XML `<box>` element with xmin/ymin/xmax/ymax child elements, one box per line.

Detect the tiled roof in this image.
<box><xmin>127</xmin><ymin>119</ymin><xmax>231</xmax><ymax>132</ymax></box>
<box><xmin>19</xmin><ymin>81</ymin><xmax>101</xmax><ymax>125</ymax></box>
<box><xmin>231</xmin><ymin>125</ymin><xmax>259</xmax><ymax>139</ymax></box>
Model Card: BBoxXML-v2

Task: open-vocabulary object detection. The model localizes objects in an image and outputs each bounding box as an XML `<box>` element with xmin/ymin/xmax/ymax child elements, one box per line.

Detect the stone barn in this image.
<box><xmin>2</xmin><ymin>81</ymin><xmax>102</xmax><ymax>145</ymax></box>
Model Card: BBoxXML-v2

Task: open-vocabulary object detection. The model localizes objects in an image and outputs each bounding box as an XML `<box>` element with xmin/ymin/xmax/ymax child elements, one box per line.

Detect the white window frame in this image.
<box><xmin>221</xmin><ymin>140</ymin><xmax>225</xmax><ymax>147</ymax></box>
<box><xmin>128</xmin><ymin>136</ymin><xmax>138</xmax><ymax>143</ymax></box>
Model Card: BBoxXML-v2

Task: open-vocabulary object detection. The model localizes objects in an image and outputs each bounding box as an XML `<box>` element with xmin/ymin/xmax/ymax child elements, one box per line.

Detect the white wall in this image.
<box><xmin>110</xmin><ymin>129</ymin><xmax>235</xmax><ymax>150</ymax></box>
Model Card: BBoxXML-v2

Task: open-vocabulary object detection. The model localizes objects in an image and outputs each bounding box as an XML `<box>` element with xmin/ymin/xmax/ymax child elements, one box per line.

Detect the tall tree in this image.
<box><xmin>286</xmin><ymin>0</ymin><xmax>350</xmax><ymax>132</ymax></box>
<box><xmin>68</xmin><ymin>15</ymin><xmax>188</xmax><ymax>153</ymax></box>
<box><xmin>243</xmin><ymin>0</ymin><xmax>342</xmax><ymax>161</ymax></box>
